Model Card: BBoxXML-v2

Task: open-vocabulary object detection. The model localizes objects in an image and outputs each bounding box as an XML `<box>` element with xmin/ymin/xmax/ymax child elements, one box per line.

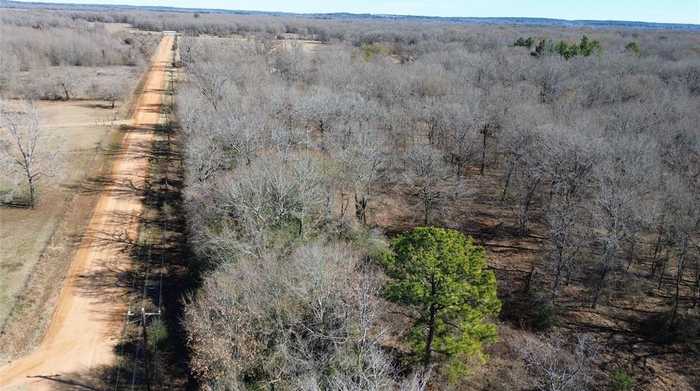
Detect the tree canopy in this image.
<box><xmin>382</xmin><ymin>227</ymin><xmax>501</xmax><ymax>380</ymax></box>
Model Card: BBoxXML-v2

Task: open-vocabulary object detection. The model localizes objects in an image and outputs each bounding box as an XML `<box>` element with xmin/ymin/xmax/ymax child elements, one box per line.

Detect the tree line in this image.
<box><xmin>0</xmin><ymin>10</ymin><xmax>158</xmax><ymax>101</ymax></box>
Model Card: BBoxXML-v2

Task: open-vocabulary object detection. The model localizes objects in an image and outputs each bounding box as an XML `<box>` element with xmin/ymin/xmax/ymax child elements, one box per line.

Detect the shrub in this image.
<box><xmin>147</xmin><ymin>318</ymin><xmax>168</xmax><ymax>353</ymax></box>
<box><xmin>609</xmin><ymin>369</ymin><xmax>635</xmax><ymax>391</ymax></box>
<box><xmin>359</xmin><ymin>42</ymin><xmax>391</xmax><ymax>60</ymax></box>
<box><xmin>530</xmin><ymin>294</ymin><xmax>559</xmax><ymax>331</ymax></box>
<box><xmin>520</xmin><ymin>334</ymin><xmax>599</xmax><ymax>391</ymax></box>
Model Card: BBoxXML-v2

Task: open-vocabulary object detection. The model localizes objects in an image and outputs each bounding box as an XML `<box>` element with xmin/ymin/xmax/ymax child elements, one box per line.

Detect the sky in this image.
<box><xmin>15</xmin><ymin>0</ymin><xmax>700</xmax><ymax>24</ymax></box>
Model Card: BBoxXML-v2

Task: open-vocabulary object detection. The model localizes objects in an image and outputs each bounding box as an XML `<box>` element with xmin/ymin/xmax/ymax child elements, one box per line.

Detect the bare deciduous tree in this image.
<box><xmin>190</xmin><ymin>62</ymin><xmax>231</xmax><ymax>111</ymax></box>
<box><xmin>520</xmin><ymin>334</ymin><xmax>599</xmax><ymax>391</ymax></box>
<box><xmin>55</xmin><ymin>68</ymin><xmax>76</xmax><ymax>100</ymax></box>
<box><xmin>508</xmin><ymin>127</ymin><xmax>546</xmax><ymax>236</ymax></box>
<box><xmin>214</xmin><ymin>153</ymin><xmax>327</xmax><ymax>256</ymax></box>
<box><xmin>101</xmin><ymin>78</ymin><xmax>129</xmax><ymax>109</ymax></box>
<box><xmin>0</xmin><ymin>100</ymin><xmax>59</xmax><ymax>207</ymax></box>
<box><xmin>334</xmin><ymin>127</ymin><xmax>387</xmax><ymax>224</ymax></box>
<box><xmin>185</xmin><ymin>242</ymin><xmax>396</xmax><ymax>389</ymax></box>
<box><xmin>476</xmin><ymin>87</ymin><xmax>511</xmax><ymax>175</ymax></box>
<box><xmin>662</xmin><ymin>176</ymin><xmax>699</xmax><ymax>326</ymax></box>
<box><xmin>590</xmin><ymin>140</ymin><xmax>649</xmax><ymax>308</ymax></box>
<box><xmin>402</xmin><ymin>145</ymin><xmax>451</xmax><ymax>226</ymax></box>
<box><xmin>546</xmin><ymin>198</ymin><xmax>588</xmax><ymax>301</ymax></box>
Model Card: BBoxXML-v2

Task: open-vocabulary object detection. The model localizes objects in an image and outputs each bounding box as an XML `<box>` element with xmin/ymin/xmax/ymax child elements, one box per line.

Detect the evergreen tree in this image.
<box><xmin>515</xmin><ymin>36</ymin><xmax>535</xmax><ymax>48</ymax></box>
<box><xmin>382</xmin><ymin>227</ymin><xmax>501</xmax><ymax>380</ymax></box>
<box><xmin>625</xmin><ymin>41</ymin><xmax>640</xmax><ymax>56</ymax></box>
<box><xmin>579</xmin><ymin>35</ymin><xmax>601</xmax><ymax>56</ymax></box>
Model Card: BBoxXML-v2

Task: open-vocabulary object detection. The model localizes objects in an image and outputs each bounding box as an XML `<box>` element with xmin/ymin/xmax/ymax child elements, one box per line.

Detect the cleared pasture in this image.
<box><xmin>0</xmin><ymin>99</ymin><xmax>126</xmax><ymax>345</ymax></box>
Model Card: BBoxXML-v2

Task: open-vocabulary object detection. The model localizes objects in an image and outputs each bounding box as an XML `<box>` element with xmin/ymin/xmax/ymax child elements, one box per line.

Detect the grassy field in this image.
<box><xmin>0</xmin><ymin>99</ymin><xmax>128</xmax><ymax>351</ymax></box>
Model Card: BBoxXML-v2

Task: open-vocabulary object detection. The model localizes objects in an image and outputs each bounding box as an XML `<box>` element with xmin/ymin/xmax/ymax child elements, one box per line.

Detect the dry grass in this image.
<box><xmin>0</xmin><ymin>99</ymin><xmax>128</xmax><ymax>358</ymax></box>
<box><xmin>5</xmin><ymin>65</ymin><xmax>142</xmax><ymax>101</ymax></box>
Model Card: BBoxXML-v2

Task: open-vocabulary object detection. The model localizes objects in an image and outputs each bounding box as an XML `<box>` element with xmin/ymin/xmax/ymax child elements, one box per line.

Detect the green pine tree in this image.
<box><xmin>382</xmin><ymin>227</ymin><xmax>501</xmax><ymax>381</ymax></box>
<box><xmin>625</xmin><ymin>41</ymin><xmax>640</xmax><ymax>56</ymax></box>
<box><xmin>556</xmin><ymin>40</ymin><xmax>577</xmax><ymax>59</ymax></box>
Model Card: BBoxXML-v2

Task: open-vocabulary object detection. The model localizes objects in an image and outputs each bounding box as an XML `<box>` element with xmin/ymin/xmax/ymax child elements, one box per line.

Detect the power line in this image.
<box><xmin>140</xmin><ymin>36</ymin><xmax>177</xmax><ymax>389</ymax></box>
<box><xmin>113</xmin><ymin>311</ymin><xmax>129</xmax><ymax>391</ymax></box>
<box><xmin>121</xmin><ymin>33</ymin><xmax>177</xmax><ymax>390</ymax></box>
<box><xmin>114</xmin><ymin>162</ymin><xmax>149</xmax><ymax>391</ymax></box>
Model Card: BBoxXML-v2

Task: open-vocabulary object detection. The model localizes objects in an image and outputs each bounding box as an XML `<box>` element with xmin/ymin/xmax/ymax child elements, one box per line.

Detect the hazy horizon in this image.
<box><xmin>9</xmin><ymin>0</ymin><xmax>700</xmax><ymax>25</ymax></box>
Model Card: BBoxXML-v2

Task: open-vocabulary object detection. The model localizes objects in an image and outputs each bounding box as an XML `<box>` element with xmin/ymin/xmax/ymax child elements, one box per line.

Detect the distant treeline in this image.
<box><xmin>3</xmin><ymin>0</ymin><xmax>700</xmax><ymax>31</ymax></box>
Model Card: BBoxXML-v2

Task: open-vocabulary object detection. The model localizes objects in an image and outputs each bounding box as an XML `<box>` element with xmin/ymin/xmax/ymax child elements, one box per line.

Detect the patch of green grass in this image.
<box><xmin>359</xmin><ymin>43</ymin><xmax>391</xmax><ymax>60</ymax></box>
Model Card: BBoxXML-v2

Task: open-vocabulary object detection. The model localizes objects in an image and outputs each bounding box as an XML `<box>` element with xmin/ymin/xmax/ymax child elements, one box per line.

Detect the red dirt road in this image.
<box><xmin>0</xmin><ymin>33</ymin><xmax>175</xmax><ymax>390</ymax></box>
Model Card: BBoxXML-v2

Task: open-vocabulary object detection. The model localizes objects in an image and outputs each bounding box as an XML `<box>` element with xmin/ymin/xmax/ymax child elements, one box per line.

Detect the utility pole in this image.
<box><xmin>141</xmin><ymin>308</ymin><xmax>151</xmax><ymax>391</ymax></box>
<box><xmin>127</xmin><ymin>307</ymin><xmax>160</xmax><ymax>391</ymax></box>
<box><xmin>129</xmin><ymin>32</ymin><xmax>173</xmax><ymax>391</ymax></box>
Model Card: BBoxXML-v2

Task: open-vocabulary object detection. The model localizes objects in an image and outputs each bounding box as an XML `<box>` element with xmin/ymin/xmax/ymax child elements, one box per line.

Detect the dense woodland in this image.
<box><xmin>0</xmin><ymin>6</ymin><xmax>698</xmax><ymax>390</ymax></box>
<box><xmin>171</xmin><ymin>12</ymin><xmax>700</xmax><ymax>391</ymax></box>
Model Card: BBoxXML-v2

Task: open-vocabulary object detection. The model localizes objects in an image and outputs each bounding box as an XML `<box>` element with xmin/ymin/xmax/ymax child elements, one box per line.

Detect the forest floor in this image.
<box><xmin>372</xmin><ymin>168</ymin><xmax>699</xmax><ymax>390</ymax></box>
<box><xmin>0</xmin><ymin>33</ymin><xmax>175</xmax><ymax>390</ymax></box>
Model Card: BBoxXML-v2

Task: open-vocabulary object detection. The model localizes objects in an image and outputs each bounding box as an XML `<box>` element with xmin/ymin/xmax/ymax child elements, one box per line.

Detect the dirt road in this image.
<box><xmin>0</xmin><ymin>33</ymin><xmax>175</xmax><ymax>390</ymax></box>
